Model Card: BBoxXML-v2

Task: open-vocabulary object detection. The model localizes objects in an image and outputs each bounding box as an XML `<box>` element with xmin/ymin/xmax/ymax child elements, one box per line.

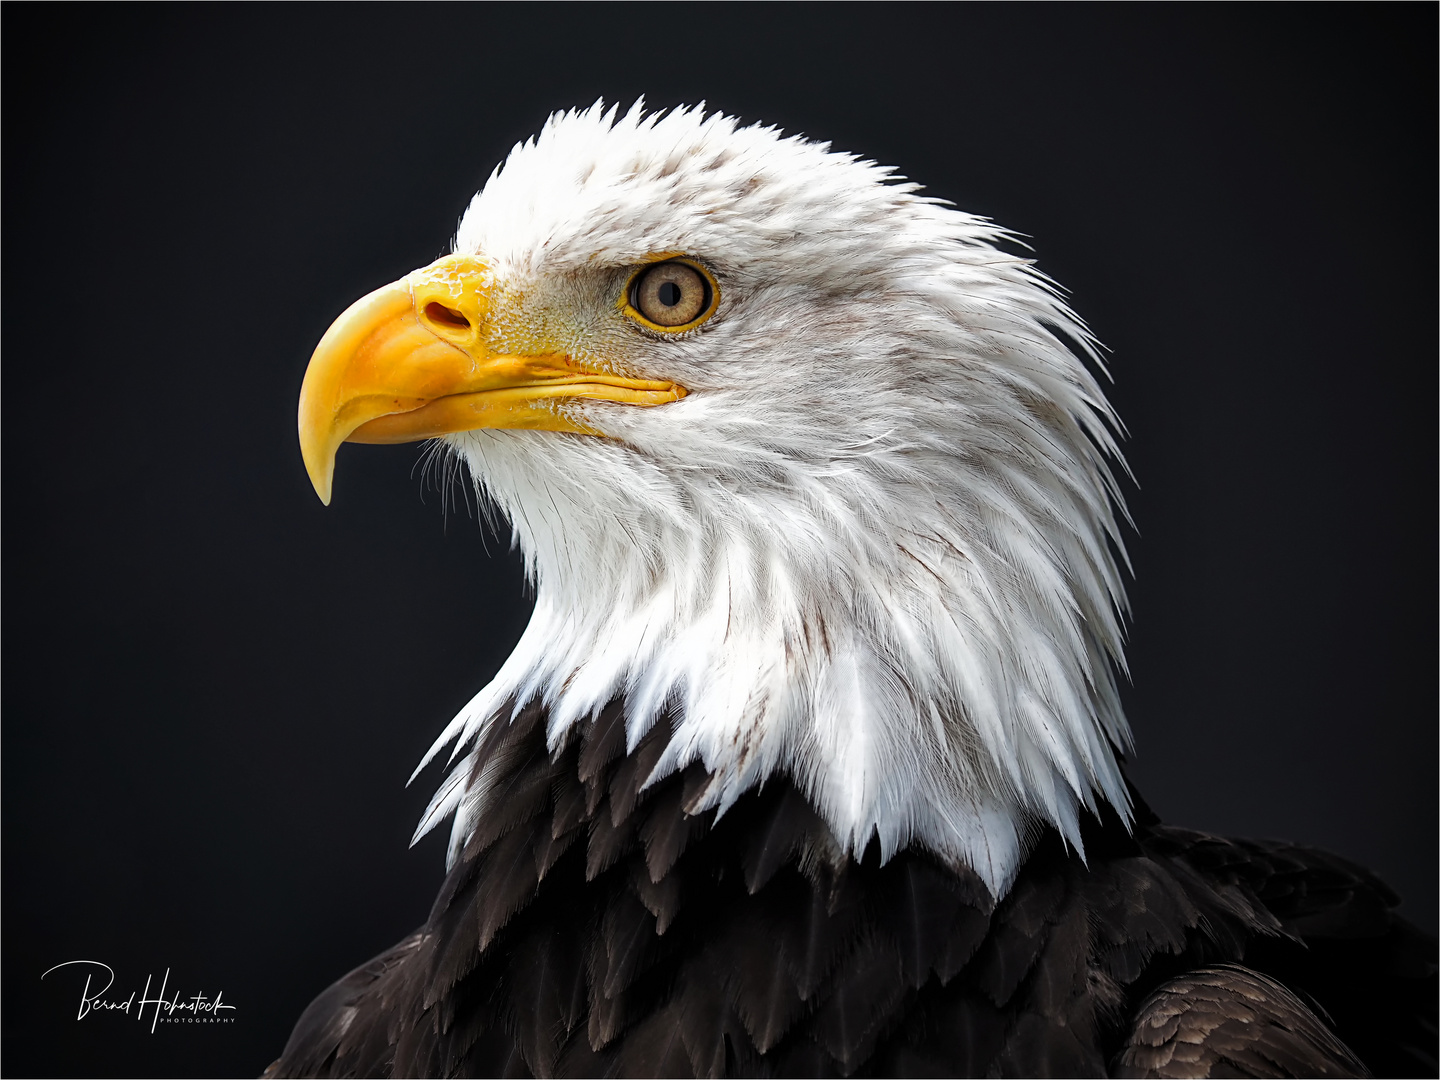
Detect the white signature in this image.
<box><xmin>41</xmin><ymin>960</ymin><xmax>236</xmax><ymax>1033</ymax></box>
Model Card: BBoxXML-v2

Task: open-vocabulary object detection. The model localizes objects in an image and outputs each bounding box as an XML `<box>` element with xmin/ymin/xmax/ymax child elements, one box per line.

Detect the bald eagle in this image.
<box><xmin>272</xmin><ymin>104</ymin><xmax>1434</xmax><ymax>1078</ymax></box>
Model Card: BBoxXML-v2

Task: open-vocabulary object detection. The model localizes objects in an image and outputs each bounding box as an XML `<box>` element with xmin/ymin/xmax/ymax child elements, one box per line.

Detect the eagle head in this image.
<box><xmin>298</xmin><ymin>103</ymin><xmax>1132</xmax><ymax>896</ymax></box>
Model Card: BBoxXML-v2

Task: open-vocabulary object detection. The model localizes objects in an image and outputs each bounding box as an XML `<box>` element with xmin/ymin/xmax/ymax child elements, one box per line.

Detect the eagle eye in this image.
<box><xmin>624</xmin><ymin>259</ymin><xmax>718</xmax><ymax>331</ymax></box>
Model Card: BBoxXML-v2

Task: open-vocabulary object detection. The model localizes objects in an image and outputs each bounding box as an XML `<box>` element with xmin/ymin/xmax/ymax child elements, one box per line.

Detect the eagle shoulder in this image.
<box><xmin>265</xmin><ymin>932</ymin><xmax>426</xmax><ymax>1079</ymax></box>
<box><xmin>1114</xmin><ymin>964</ymin><xmax>1368</xmax><ymax>1079</ymax></box>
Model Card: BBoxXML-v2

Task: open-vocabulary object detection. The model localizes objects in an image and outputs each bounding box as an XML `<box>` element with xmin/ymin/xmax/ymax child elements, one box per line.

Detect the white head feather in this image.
<box><xmin>413</xmin><ymin>102</ymin><xmax>1133</xmax><ymax>897</ymax></box>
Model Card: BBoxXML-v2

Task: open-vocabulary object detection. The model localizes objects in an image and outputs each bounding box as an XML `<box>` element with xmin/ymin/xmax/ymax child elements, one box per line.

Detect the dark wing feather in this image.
<box><xmin>601</xmin><ymin>887</ymin><xmax>659</xmax><ymax>1000</ymax></box>
<box><xmin>615</xmin><ymin>1003</ymin><xmax>697</xmax><ymax>1078</ymax></box>
<box><xmin>639</xmin><ymin>774</ymin><xmax>710</xmax><ymax>881</ymax></box>
<box><xmin>674</xmin><ymin>955</ymin><xmax>748</xmax><ymax>1078</ymax></box>
<box><xmin>264</xmin><ymin>932</ymin><xmax>422</xmax><ymax>1079</ymax></box>
<box><xmin>740</xmin><ymin>785</ymin><xmax>824</xmax><ymax>893</ymax></box>
<box><xmin>808</xmin><ymin>931</ymin><xmax>907</xmax><ymax>1070</ymax></box>
<box><xmin>884</xmin><ymin>857</ymin><xmax>972</xmax><ymax>989</ymax></box>
<box><xmin>1150</xmin><ymin>826</ymin><xmax>1439</xmax><ymax>1077</ymax></box>
<box><xmin>506</xmin><ymin>923</ymin><xmax>586</xmax><ymax>1076</ymax></box>
<box><xmin>1115</xmin><ymin>964</ymin><xmax>1370</xmax><ymax>1078</ymax></box>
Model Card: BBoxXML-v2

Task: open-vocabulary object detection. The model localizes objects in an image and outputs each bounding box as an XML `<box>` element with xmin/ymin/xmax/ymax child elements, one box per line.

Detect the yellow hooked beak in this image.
<box><xmin>297</xmin><ymin>254</ymin><xmax>686</xmax><ymax>504</ymax></box>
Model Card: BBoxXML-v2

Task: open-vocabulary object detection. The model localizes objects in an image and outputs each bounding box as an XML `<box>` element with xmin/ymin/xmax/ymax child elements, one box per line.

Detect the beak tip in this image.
<box><xmin>299</xmin><ymin>410</ymin><xmax>337</xmax><ymax>506</ymax></box>
<box><xmin>302</xmin><ymin>452</ymin><xmax>335</xmax><ymax>506</ymax></box>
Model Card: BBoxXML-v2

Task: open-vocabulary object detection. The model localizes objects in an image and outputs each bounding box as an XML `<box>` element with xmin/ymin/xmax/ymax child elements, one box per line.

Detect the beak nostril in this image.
<box><xmin>423</xmin><ymin>301</ymin><xmax>471</xmax><ymax>332</ymax></box>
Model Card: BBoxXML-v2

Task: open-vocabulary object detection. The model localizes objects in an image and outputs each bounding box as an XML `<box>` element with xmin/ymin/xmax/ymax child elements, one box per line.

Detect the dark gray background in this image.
<box><xmin>4</xmin><ymin>5</ymin><xmax>1434</xmax><ymax>1076</ymax></box>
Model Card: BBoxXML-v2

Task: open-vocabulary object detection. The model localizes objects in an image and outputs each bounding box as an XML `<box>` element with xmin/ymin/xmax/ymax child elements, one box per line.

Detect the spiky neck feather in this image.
<box><xmin>416</xmin><ymin>103</ymin><xmax>1133</xmax><ymax>897</ymax></box>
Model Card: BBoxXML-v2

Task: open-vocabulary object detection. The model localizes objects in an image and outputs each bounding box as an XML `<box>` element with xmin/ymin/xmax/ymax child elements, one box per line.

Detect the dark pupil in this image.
<box><xmin>657</xmin><ymin>281</ymin><xmax>683</xmax><ymax>307</ymax></box>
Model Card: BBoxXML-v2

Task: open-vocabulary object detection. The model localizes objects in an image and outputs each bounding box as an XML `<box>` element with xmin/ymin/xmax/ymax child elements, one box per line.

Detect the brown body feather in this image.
<box><xmin>1115</xmin><ymin>966</ymin><xmax>1370</xmax><ymax>1078</ymax></box>
<box><xmin>268</xmin><ymin>700</ymin><xmax>1436</xmax><ymax>1078</ymax></box>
